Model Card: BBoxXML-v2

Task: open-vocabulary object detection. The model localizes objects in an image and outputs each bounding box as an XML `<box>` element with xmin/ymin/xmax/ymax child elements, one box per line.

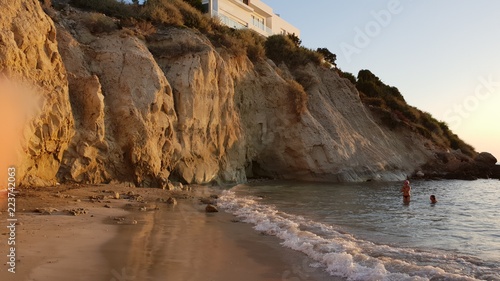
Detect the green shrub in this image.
<box><xmin>356</xmin><ymin>69</ymin><xmax>405</xmax><ymax>102</ymax></box>
<box><xmin>400</xmin><ymin>106</ymin><xmax>419</xmax><ymax>122</ymax></box>
<box><xmin>438</xmin><ymin>121</ymin><xmax>449</xmax><ymax>132</ymax></box>
<box><xmin>287</xmin><ymin>33</ymin><xmax>301</xmax><ymax>46</ymax></box>
<box><xmin>210</xmin><ymin>30</ymin><xmax>245</xmax><ymax>57</ymax></box>
<box><xmin>448</xmin><ymin>134</ymin><xmax>476</xmax><ymax>157</ymax></box>
<box><xmin>182</xmin><ymin>0</ymin><xmax>204</xmax><ymax>12</ymax></box>
<box><xmin>174</xmin><ymin>0</ymin><xmax>212</xmax><ymax>32</ymax></box>
<box><xmin>141</xmin><ymin>0</ymin><xmax>184</xmax><ymax>26</ymax></box>
<box><xmin>264</xmin><ymin>35</ymin><xmax>295</xmax><ymax>64</ymax></box>
<box><xmin>121</xmin><ymin>18</ymin><xmax>157</xmax><ymax>36</ymax></box>
<box><xmin>208</xmin><ymin>27</ymin><xmax>251</xmax><ymax>58</ymax></box>
<box><xmin>69</xmin><ymin>0</ymin><xmax>136</xmax><ymax>18</ymax></box>
<box><xmin>356</xmin><ymin>81</ymin><xmax>380</xmax><ymax>98</ymax></box>
<box><xmin>357</xmin><ymin>69</ymin><xmax>477</xmax><ymax>157</ymax></box>
<box><xmin>141</xmin><ymin>0</ymin><xmax>213</xmax><ymax>31</ymax></box>
<box><xmin>286</xmin><ymin>79</ymin><xmax>308</xmax><ymax>120</ymax></box>
<box><xmin>380</xmin><ymin>111</ymin><xmax>399</xmax><ymax>129</ymax></box>
<box><xmin>234</xmin><ymin>29</ymin><xmax>265</xmax><ymax>61</ymax></box>
<box><xmin>361</xmin><ymin>97</ymin><xmax>385</xmax><ymax>107</ymax></box>
<box><xmin>148</xmin><ymin>39</ymin><xmax>207</xmax><ymax>59</ymax></box>
<box><xmin>420</xmin><ymin>112</ymin><xmax>440</xmax><ymax>133</ymax></box>
<box><xmin>393</xmin><ymin>110</ymin><xmax>410</xmax><ymax>124</ymax></box>
<box><xmin>68</xmin><ymin>0</ymin><xmax>264</xmax><ymax>59</ymax></box>
<box><xmin>316</xmin><ymin>47</ymin><xmax>337</xmax><ymax>68</ymax></box>
<box><xmin>265</xmin><ymin>35</ymin><xmax>322</xmax><ymax>68</ymax></box>
<box><xmin>339</xmin><ymin>71</ymin><xmax>356</xmax><ymax>84</ymax></box>
<box><xmin>416</xmin><ymin>125</ymin><xmax>432</xmax><ymax>139</ymax></box>
<box><xmin>82</xmin><ymin>12</ymin><xmax>118</xmax><ymax>33</ymax></box>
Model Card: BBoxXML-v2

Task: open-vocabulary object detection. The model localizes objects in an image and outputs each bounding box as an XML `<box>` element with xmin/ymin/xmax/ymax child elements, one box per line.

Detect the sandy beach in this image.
<box><xmin>0</xmin><ymin>184</ymin><xmax>337</xmax><ymax>281</ymax></box>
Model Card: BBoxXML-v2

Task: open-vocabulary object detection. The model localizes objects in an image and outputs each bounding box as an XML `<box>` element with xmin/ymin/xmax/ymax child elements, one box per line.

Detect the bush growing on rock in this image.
<box><xmin>339</xmin><ymin>71</ymin><xmax>357</xmax><ymax>84</ymax></box>
<box><xmin>207</xmin><ymin>26</ymin><xmax>265</xmax><ymax>61</ymax></box>
<box><xmin>316</xmin><ymin>47</ymin><xmax>337</xmax><ymax>68</ymax></box>
<box><xmin>70</xmin><ymin>0</ymin><xmax>137</xmax><ymax>18</ymax></box>
<box><xmin>361</xmin><ymin>97</ymin><xmax>385</xmax><ymax>108</ymax></box>
<box><xmin>286</xmin><ymin>79</ymin><xmax>308</xmax><ymax>120</ymax></box>
<box><xmin>355</xmin><ymin>69</ymin><xmax>476</xmax><ymax>157</ymax></box>
<box><xmin>82</xmin><ymin>12</ymin><xmax>118</xmax><ymax>34</ymax></box>
<box><xmin>182</xmin><ymin>0</ymin><xmax>204</xmax><ymax>12</ymax></box>
<box><xmin>174</xmin><ymin>0</ymin><xmax>213</xmax><ymax>32</ymax></box>
<box><xmin>264</xmin><ymin>35</ymin><xmax>322</xmax><ymax>68</ymax></box>
<box><xmin>140</xmin><ymin>0</ymin><xmax>184</xmax><ymax>26</ymax></box>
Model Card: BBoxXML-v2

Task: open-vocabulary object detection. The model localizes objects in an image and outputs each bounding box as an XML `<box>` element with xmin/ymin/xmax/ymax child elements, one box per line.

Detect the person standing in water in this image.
<box><xmin>401</xmin><ymin>180</ymin><xmax>411</xmax><ymax>204</ymax></box>
<box><xmin>430</xmin><ymin>195</ymin><xmax>437</xmax><ymax>204</ymax></box>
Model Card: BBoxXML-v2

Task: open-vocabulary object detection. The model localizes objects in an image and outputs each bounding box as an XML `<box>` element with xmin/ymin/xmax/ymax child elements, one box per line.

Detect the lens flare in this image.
<box><xmin>0</xmin><ymin>75</ymin><xmax>43</xmax><ymax>199</ymax></box>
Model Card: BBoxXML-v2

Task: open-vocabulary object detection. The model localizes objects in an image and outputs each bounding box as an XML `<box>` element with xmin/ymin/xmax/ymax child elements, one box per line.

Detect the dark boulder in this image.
<box><xmin>424</xmin><ymin>151</ymin><xmax>499</xmax><ymax>180</ymax></box>
<box><xmin>492</xmin><ymin>165</ymin><xmax>500</xmax><ymax>180</ymax></box>
<box><xmin>474</xmin><ymin>152</ymin><xmax>497</xmax><ymax>166</ymax></box>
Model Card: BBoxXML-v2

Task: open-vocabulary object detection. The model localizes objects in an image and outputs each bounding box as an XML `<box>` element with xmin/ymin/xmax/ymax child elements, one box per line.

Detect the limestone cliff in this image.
<box><xmin>56</xmin><ymin>28</ymin><xmax>179</xmax><ymax>186</ymax></box>
<box><xmin>234</xmin><ymin>60</ymin><xmax>433</xmax><ymax>182</ymax></box>
<box><xmin>0</xmin><ymin>0</ymin><xmax>73</xmax><ymax>187</ymax></box>
<box><xmin>147</xmin><ymin>28</ymin><xmax>243</xmax><ymax>184</ymax></box>
<box><xmin>2</xmin><ymin>1</ymin><xmax>454</xmax><ymax>187</ymax></box>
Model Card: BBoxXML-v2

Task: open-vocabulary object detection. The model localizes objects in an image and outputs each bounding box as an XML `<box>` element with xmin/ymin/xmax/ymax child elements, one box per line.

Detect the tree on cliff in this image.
<box><xmin>316</xmin><ymin>47</ymin><xmax>337</xmax><ymax>69</ymax></box>
<box><xmin>287</xmin><ymin>33</ymin><xmax>301</xmax><ymax>47</ymax></box>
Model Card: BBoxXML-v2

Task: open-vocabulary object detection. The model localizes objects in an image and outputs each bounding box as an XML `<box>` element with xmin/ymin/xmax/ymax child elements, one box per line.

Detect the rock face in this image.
<box><xmin>55</xmin><ymin>16</ymin><xmax>242</xmax><ymax>185</ymax></box>
<box><xmin>0</xmin><ymin>0</ymin><xmax>73</xmax><ymax>187</ymax></box>
<box><xmin>421</xmin><ymin>151</ymin><xmax>499</xmax><ymax>180</ymax></box>
<box><xmin>493</xmin><ymin>165</ymin><xmax>500</xmax><ymax>180</ymax></box>
<box><xmin>2</xmin><ymin>1</ymin><xmax>483</xmax><ymax>187</ymax></box>
<box><xmin>148</xmin><ymin>28</ymin><xmax>243</xmax><ymax>183</ymax></box>
<box><xmin>56</xmin><ymin>24</ymin><xmax>179</xmax><ymax>186</ymax></box>
<box><xmin>475</xmin><ymin>152</ymin><xmax>497</xmax><ymax>166</ymax></box>
<box><xmin>234</xmin><ymin>61</ymin><xmax>433</xmax><ymax>181</ymax></box>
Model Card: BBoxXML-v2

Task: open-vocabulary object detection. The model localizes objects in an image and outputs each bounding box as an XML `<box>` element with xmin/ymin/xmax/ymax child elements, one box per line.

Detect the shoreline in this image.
<box><xmin>0</xmin><ymin>183</ymin><xmax>338</xmax><ymax>281</ymax></box>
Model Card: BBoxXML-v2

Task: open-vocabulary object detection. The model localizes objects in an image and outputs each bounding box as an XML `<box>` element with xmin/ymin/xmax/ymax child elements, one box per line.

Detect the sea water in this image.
<box><xmin>218</xmin><ymin>179</ymin><xmax>500</xmax><ymax>280</ymax></box>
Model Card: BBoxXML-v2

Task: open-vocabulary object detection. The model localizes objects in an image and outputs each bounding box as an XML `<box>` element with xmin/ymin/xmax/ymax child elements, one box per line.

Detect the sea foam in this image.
<box><xmin>218</xmin><ymin>190</ymin><xmax>488</xmax><ymax>281</ymax></box>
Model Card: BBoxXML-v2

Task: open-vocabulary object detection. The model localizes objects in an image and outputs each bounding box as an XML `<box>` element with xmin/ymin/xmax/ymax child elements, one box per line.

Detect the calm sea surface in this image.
<box><xmin>218</xmin><ymin>179</ymin><xmax>500</xmax><ymax>280</ymax></box>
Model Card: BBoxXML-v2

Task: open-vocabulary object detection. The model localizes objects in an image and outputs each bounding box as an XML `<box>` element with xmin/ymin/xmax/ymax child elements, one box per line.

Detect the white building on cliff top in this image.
<box><xmin>202</xmin><ymin>0</ymin><xmax>300</xmax><ymax>37</ymax></box>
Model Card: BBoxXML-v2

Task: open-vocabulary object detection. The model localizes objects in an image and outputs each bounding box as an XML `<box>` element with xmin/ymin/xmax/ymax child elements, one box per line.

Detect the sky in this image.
<box><xmin>263</xmin><ymin>0</ymin><xmax>500</xmax><ymax>162</ymax></box>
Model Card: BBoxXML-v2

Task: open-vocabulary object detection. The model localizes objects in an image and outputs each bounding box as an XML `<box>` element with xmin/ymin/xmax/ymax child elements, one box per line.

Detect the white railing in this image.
<box><xmin>251</xmin><ymin>21</ymin><xmax>272</xmax><ymax>35</ymax></box>
<box><xmin>213</xmin><ymin>10</ymin><xmax>247</xmax><ymax>29</ymax></box>
<box><xmin>213</xmin><ymin>10</ymin><xmax>273</xmax><ymax>36</ymax></box>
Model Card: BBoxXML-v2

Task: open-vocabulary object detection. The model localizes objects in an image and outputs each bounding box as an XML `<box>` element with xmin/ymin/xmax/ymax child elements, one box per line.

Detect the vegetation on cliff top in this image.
<box><xmin>350</xmin><ymin>69</ymin><xmax>475</xmax><ymax>157</ymax></box>
<box><xmin>49</xmin><ymin>0</ymin><xmax>335</xmax><ymax>66</ymax></box>
<box><xmin>55</xmin><ymin>0</ymin><xmax>266</xmax><ymax>61</ymax></box>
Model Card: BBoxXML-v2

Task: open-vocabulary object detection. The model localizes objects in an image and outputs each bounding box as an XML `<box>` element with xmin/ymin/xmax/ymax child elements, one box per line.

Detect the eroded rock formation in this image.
<box><xmin>2</xmin><ymin>0</ymin><xmax>491</xmax><ymax>187</ymax></box>
<box><xmin>55</xmin><ymin>23</ymin><xmax>180</xmax><ymax>186</ymax></box>
<box><xmin>0</xmin><ymin>0</ymin><xmax>73</xmax><ymax>186</ymax></box>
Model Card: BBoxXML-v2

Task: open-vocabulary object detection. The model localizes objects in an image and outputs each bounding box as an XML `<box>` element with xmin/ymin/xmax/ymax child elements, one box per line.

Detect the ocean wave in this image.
<box><xmin>218</xmin><ymin>190</ymin><xmax>498</xmax><ymax>281</ymax></box>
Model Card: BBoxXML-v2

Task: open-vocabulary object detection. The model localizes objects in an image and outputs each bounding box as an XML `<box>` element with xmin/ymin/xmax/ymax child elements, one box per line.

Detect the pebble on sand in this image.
<box><xmin>205</xmin><ymin>204</ymin><xmax>218</xmax><ymax>213</ymax></box>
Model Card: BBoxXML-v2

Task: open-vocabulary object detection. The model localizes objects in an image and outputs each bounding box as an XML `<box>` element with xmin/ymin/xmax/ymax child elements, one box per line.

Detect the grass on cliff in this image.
<box><xmin>286</xmin><ymin>79</ymin><xmax>308</xmax><ymax>121</ymax></box>
<box><xmin>351</xmin><ymin>69</ymin><xmax>476</xmax><ymax>157</ymax></box>
<box><xmin>64</xmin><ymin>0</ymin><xmax>265</xmax><ymax>61</ymax></box>
<box><xmin>61</xmin><ymin>0</ymin><xmax>332</xmax><ymax>66</ymax></box>
<box><xmin>264</xmin><ymin>34</ymin><xmax>323</xmax><ymax>68</ymax></box>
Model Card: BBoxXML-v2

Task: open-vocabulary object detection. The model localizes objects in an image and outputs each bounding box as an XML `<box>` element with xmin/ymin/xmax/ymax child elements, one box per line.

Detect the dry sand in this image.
<box><xmin>0</xmin><ymin>184</ymin><xmax>337</xmax><ymax>281</ymax></box>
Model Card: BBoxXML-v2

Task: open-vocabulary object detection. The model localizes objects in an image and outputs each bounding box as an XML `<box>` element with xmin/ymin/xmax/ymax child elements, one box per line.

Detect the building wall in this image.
<box><xmin>203</xmin><ymin>0</ymin><xmax>300</xmax><ymax>37</ymax></box>
<box><xmin>271</xmin><ymin>13</ymin><xmax>300</xmax><ymax>37</ymax></box>
<box><xmin>219</xmin><ymin>0</ymin><xmax>252</xmax><ymax>27</ymax></box>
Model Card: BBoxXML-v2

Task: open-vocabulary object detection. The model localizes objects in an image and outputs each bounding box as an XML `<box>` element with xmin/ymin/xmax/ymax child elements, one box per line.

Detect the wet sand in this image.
<box><xmin>0</xmin><ymin>184</ymin><xmax>338</xmax><ymax>281</ymax></box>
